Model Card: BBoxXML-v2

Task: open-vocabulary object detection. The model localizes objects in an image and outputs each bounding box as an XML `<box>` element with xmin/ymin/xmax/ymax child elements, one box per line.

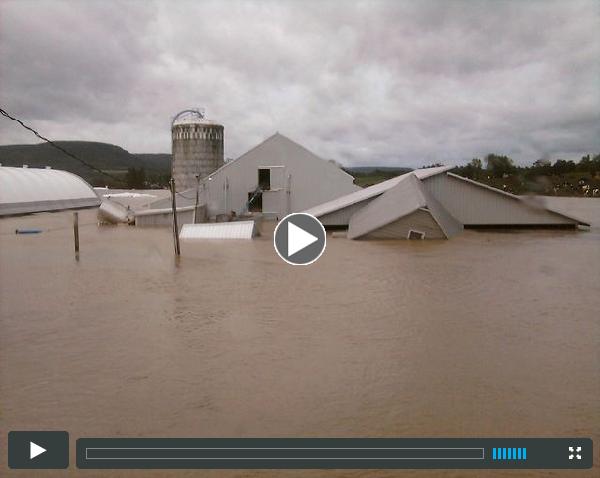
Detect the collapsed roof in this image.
<box><xmin>347</xmin><ymin>173</ymin><xmax>463</xmax><ymax>239</ymax></box>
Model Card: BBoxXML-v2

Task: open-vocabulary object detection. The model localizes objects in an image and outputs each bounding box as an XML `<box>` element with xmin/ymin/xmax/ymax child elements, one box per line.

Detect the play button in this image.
<box><xmin>274</xmin><ymin>213</ymin><xmax>326</xmax><ymax>265</ymax></box>
<box><xmin>30</xmin><ymin>441</ymin><xmax>46</xmax><ymax>459</ymax></box>
<box><xmin>8</xmin><ymin>431</ymin><xmax>69</xmax><ymax>469</ymax></box>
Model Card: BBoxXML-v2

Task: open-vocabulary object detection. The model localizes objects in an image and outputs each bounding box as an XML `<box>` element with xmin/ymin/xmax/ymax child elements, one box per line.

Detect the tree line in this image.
<box><xmin>452</xmin><ymin>153</ymin><xmax>600</xmax><ymax>196</ymax></box>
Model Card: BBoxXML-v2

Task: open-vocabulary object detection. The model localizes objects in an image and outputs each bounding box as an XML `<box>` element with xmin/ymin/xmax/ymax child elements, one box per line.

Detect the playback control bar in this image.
<box><xmin>76</xmin><ymin>438</ymin><xmax>593</xmax><ymax>469</ymax></box>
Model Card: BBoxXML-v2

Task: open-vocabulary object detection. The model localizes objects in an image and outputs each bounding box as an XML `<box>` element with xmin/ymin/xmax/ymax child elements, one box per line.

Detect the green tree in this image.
<box><xmin>485</xmin><ymin>154</ymin><xmax>515</xmax><ymax>178</ymax></box>
<box><xmin>125</xmin><ymin>167</ymin><xmax>146</xmax><ymax>189</ymax></box>
<box><xmin>552</xmin><ymin>159</ymin><xmax>576</xmax><ymax>174</ymax></box>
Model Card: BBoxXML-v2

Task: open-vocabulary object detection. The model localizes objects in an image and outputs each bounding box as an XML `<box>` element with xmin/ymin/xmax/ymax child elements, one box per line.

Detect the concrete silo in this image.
<box><xmin>171</xmin><ymin>109</ymin><xmax>224</xmax><ymax>191</ymax></box>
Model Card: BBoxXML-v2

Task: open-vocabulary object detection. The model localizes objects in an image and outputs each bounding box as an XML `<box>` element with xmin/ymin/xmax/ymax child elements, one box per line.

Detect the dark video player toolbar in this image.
<box><xmin>7</xmin><ymin>433</ymin><xmax>593</xmax><ymax>470</ymax></box>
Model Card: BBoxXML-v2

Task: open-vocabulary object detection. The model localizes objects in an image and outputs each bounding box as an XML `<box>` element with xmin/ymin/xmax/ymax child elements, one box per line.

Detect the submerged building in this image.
<box><xmin>305</xmin><ymin>166</ymin><xmax>588</xmax><ymax>239</ymax></box>
<box><xmin>347</xmin><ymin>173</ymin><xmax>463</xmax><ymax>240</ymax></box>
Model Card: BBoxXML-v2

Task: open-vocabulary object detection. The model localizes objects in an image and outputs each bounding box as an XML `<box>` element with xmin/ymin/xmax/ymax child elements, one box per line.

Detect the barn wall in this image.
<box><xmin>422</xmin><ymin>173</ymin><xmax>575</xmax><ymax>225</ymax></box>
<box><xmin>363</xmin><ymin>209</ymin><xmax>446</xmax><ymax>239</ymax></box>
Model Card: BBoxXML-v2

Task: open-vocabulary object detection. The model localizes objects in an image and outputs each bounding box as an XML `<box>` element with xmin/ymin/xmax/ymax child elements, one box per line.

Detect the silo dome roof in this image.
<box><xmin>171</xmin><ymin>109</ymin><xmax>221</xmax><ymax>127</ymax></box>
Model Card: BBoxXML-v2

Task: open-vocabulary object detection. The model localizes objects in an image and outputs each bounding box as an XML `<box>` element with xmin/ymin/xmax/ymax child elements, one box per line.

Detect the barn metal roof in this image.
<box><xmin>0</xmin><ymin>166</ymin><xmax>100</xmax><ymax>216</ymax></box>
<box><xmin>347</xmin><ymin>173</ymin><xmax>462</xmax><ymax>239</ymax></box>
<box><xmin>303</xmin><ymin>165</ymin><xmax>453</xmax><ymax>218</ymax></box>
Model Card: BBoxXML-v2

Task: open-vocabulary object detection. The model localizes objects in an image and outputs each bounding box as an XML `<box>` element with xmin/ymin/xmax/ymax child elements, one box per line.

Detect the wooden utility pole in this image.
<box><xmin>73</xmin><ymin>211</ymin><xmax>80</xmax><ymax>258</ymax></box>
<box><xmin>194</xmin><ymin>174</ymin><xmax>200</xmax><ymax>224</ymax></box>
<box><xmin>170</xmin><ymin>178</ymin><xmax>181</xmax><ymax>256</ymax></box>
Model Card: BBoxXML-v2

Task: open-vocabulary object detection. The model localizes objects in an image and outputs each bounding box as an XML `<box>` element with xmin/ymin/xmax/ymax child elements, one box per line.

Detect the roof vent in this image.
<box><xmin>22</xmin><ymin>164</ymin><xmax>28</xmax><ymax>168</ymax></box>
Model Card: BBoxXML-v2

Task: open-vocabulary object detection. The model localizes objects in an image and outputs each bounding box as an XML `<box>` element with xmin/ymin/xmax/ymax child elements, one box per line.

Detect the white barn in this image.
<box><xmin>151</xmin><ymin>133</ymin><xmax>360</xmax><ymax>220</ymax></box>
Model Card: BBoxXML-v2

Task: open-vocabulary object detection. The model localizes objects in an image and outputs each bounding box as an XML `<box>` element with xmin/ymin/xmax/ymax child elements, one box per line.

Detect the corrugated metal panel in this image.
<box><xmin>135</xmin><ymin>206</ymin><xmax>196</xmax><ymax>228</ymax></box>
<box><xmin>363</xmin><ymin>209</ymin><xmax>446</xmax><ymax>239</ymax></box>
<box><xmin>179</xmin><ymin>221</ymin><xmax>258</xmax><ymax>240</ymax></box>
<box><xmin>0</xmin><ymin>166</ymin><xmax>100</xmax><ymax>216</ymax></box>
<box><xmin>304</xmin><ymin>166</ymin><xmax>453</xmax><ymax>221</ymax></box>
<box><xmin>422</xmin><ymin>173</ymin><xmax>583</xmax><ymax>226</ymax></box>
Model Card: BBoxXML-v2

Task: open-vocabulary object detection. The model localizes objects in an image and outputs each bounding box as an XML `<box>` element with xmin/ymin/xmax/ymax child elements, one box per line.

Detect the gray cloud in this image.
<box><xmin>0</xmin><ymin>0</ymin><xmax>598</xmax><ymax>167</ymax></box>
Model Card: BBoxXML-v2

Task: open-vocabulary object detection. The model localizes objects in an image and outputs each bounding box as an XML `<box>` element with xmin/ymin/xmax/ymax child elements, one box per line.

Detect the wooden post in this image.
<box><xmin>73</xmin><ymin>211</ymin><xmax>80</xmax><ymax>256</ymax></box>
<box><xmin>170</xmin><ymin>178</ymin><xmax>181</xmax><ymax>256</ymax></box>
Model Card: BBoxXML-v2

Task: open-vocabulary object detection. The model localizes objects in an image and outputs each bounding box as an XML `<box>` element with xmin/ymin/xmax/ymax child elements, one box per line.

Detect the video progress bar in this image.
<box><xmin>76</xmin><ymin>438</ymin><xmax>593</xmax><ymax>469</ymax></box>
<box><xmin>85</xmin><ymin>447</ymin><xmax>483</xmax><ymax>461</ymax></box>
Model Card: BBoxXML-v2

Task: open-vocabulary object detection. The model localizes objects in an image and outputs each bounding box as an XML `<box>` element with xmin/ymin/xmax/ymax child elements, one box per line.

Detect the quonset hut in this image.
<box><xmin>0</xmin><ymin>166</ymin><xmax>100</xmax><ymax>216</ymax></box>
<box><xmin>171</xmin><ymin>109</ymin><xmax>224</xmax><ymax>191</ymax></box>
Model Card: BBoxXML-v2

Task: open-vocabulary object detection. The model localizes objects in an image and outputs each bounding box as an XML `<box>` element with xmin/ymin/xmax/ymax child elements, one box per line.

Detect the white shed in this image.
<box><xmin>153</xmin><ymin>133</ymin><xmax>360</xmax><ymax>220</ymax></box>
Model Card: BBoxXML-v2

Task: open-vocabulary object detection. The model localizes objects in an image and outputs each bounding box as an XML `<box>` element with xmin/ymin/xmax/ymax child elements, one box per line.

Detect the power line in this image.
<box><xmin>0</xmin><ymin>106</ymin><xmax>125</xmax><ymax>184</ymax></box>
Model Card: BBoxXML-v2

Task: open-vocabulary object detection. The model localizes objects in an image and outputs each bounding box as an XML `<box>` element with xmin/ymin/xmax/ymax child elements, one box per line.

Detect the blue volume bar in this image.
<box><xmin>493</xmin><ymin>447</ymin><xmax>527</xmax><ymax>461</ymax></box>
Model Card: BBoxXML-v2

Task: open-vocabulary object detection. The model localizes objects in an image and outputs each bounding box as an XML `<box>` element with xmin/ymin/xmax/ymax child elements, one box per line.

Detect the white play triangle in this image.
<box><xmin>287</xmin><ymin>221</ymin><xmax>318</xmax><ymax>257</ymax></box>
<box><xmin>30</xmin><ymin>441</ymin><xmax>46</xmax><ymax>460</ymax></box>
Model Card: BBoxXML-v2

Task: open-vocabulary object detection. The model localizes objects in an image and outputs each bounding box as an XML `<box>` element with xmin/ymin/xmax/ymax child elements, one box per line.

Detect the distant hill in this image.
<box><xmin>0</xmin><ymin>141</ymin><xmax>171</xmax><ymax>187</ymax></box>
<box><xmin>0</xmin><ymin>141</ymin><xmax>416</xmax><ymax>189</ymax></box>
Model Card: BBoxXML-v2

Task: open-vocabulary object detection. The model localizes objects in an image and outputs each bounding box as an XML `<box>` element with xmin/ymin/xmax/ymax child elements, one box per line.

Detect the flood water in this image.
<box><xmin>1</xmin><ymin>197</ymin><xmax>599</xmax><ymax>477</ymax></box>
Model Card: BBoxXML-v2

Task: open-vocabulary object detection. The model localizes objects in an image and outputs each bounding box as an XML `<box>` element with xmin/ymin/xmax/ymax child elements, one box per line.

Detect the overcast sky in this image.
<box><xmin>0</xmin><ymin>0</ymin><xmax>598</xmax><ymax>167</ymax></box>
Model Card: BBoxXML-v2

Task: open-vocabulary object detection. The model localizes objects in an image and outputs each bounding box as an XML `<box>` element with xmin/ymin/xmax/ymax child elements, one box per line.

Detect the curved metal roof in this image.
<box><xmin>0</xmin><ymin>166</ymin><xmax>100</xmax><ymax>216</ymax></box>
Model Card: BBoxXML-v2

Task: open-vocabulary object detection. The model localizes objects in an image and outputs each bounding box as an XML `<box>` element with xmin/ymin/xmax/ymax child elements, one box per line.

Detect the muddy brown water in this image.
<box><xmin>1</xmin><ymin>198</ymin><xmax>599</xmax><ymax>477</ymax></box>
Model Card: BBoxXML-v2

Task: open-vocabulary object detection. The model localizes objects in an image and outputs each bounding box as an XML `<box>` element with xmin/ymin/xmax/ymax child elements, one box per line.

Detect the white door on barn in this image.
<box><xmin>261</xmin><ymin>165</ymin><xmax>286</xmax><ymax>219</ymax></box>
